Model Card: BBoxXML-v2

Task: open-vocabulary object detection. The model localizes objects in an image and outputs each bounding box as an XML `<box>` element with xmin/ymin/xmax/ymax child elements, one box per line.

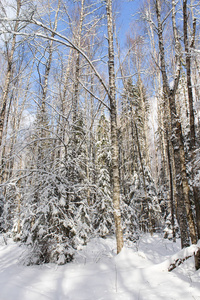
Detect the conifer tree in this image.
<box><xmin>94</xmin><ymin>114</ymin><xmax>114</xmax><ymax>237</ymax></box>
<box><xmin>120</xmin><ymin>78</ymin><xmax>160</xmax><ymax>235</ymax></box>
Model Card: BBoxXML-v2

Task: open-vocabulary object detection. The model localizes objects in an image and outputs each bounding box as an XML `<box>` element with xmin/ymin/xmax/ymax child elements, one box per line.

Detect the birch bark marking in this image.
<box><xmin>106</xmin><ymin>0</ymin><xmax>123</xmax><ymax>254</ymax></box>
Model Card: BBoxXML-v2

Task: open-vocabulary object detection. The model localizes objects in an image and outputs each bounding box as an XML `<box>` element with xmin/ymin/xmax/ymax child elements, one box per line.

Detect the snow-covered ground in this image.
<box><xmin>0</xmin><ymin>234</ymin><xmax>200</xmax><ymax>300</ymax></box>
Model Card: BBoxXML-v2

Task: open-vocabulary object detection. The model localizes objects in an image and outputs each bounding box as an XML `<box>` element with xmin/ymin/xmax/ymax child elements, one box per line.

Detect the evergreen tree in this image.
<box><xmin>20</xmin><ymin>172</ymin><xmax>76</xmax><ymax>264</ymax></box>
<box><xmin>18</xmin><ymin>108</ymin><xmax>93</xmax><ymax>264</ymax></box>
<box><xmin>120</xmin><ymin>78</ymin><xmax>161</xmax><ymax>236</ymax></box>
<box><xmin>93</xmin><ymin>114</ymin><xmax>114</xmax><ymax>237</ymax></box>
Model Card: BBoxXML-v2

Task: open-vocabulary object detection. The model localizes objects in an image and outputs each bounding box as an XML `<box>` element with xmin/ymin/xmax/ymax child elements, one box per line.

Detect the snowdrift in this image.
<box><xmin>0</xmin><ymin>234</ymin><xmax>200</xmax><ymax>300</ymax></box>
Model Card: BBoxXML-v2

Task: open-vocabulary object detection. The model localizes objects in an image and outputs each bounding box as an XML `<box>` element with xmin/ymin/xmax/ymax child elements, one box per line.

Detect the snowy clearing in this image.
<box><xmin>0</xmin><ymin>234</ymin><xmax>200</xmax><ymax>300</ymax></box>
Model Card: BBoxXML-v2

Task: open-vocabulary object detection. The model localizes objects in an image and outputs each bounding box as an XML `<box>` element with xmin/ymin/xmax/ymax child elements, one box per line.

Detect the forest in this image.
<box><xmin>0</xmin><ymin>0</ymin><xmax>200</xmax><ymax>271</ymax></box>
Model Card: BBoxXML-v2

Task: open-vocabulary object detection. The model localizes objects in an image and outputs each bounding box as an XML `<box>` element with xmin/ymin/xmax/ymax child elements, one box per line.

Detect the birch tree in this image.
<box><xmin>105</xmin><ymin>0</ymin><xmax>123</xmax><ymax>253</ymax></box>
<box><xmin>0</xmin><ymin>0</ymin><xmax>22</xmax><ymax>148</ymax></box>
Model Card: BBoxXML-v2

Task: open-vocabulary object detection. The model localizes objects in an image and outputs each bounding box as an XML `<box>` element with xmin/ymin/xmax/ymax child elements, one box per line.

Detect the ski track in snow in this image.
<box><xmin>0</xmin><ymin>234</ymin><xmax>200</xmax><ymax>300</ymax></box>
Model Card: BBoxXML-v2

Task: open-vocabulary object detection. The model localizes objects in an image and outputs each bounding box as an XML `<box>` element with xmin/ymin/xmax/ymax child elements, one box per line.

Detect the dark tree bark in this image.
<box><xmin>183</xmin><ymin>0</ymin><xmax>196</xmax><ymax>151</ymax></box>
<box><xmin>183</xmin><ymin>0</ymin><xmax>200</xmax><ymax>270</ymax></box>
<box><xmin>155</xmin><ymin>0</ymin><xmax>197</xmax><ymax>248</ymax></box>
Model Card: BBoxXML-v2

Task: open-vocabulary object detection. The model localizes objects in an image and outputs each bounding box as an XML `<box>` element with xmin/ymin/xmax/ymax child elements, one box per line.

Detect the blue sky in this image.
<box><xmin>117</xmin><ymin>0</ymin><xmax>141</xmax><ymax>45</ymax></box>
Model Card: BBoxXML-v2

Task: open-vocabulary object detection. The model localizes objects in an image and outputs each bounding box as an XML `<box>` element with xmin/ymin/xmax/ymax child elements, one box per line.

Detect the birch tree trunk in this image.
<box><xmin>72</xmin><ymin>0</ymin><xmax>85</xmax><ymax>145</ymax></box>
<box><xmin>36</xmin><ymin>0</ymin><xmax>60</xmax><ymax>167</ymax></box>
<box><xmin>0</xmin><ymin>0</ymin><xmax>21</xmax><ymax>147</ymax></box>
<box><xmin>106</xmin><ymin>0</ymin><xmax>123</xmax><ymax>254</ymax></box>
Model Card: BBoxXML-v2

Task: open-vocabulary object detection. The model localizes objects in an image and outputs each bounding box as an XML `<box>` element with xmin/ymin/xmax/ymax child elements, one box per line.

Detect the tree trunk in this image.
<box><xmin>0</xmin><ymin>0</ymin><xmax>21</xmax><ymax>148</ymax></box>
<box><xmin>183</xmin><ymin>0</ymin><xmax>200</xmax><ymax>269</ymax></box>
<box><xmin>166</xmin><ymin>130</ymin><xmax>176</xmax><ymax>241</ymax></box>
<box><xmin>183</xmin><ymin>0</ymin><xmax>196</xmax><ymax>150</ymax></box>
<box><xmin>106</xmin><ymin>0</ymin><xmax>123</xmax><ymax>254</ymax></box>
<box><xmin>155</xmin><ymin>0</ymin><xmax>191</xmax><ymax>248</ymax></box>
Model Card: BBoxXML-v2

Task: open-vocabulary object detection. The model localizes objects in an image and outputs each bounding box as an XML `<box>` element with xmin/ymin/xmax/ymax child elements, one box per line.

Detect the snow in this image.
<box><xmin>0</xmin><ymin>234</ymin><xmax>200</xmax><ymax>300</ymax></box>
